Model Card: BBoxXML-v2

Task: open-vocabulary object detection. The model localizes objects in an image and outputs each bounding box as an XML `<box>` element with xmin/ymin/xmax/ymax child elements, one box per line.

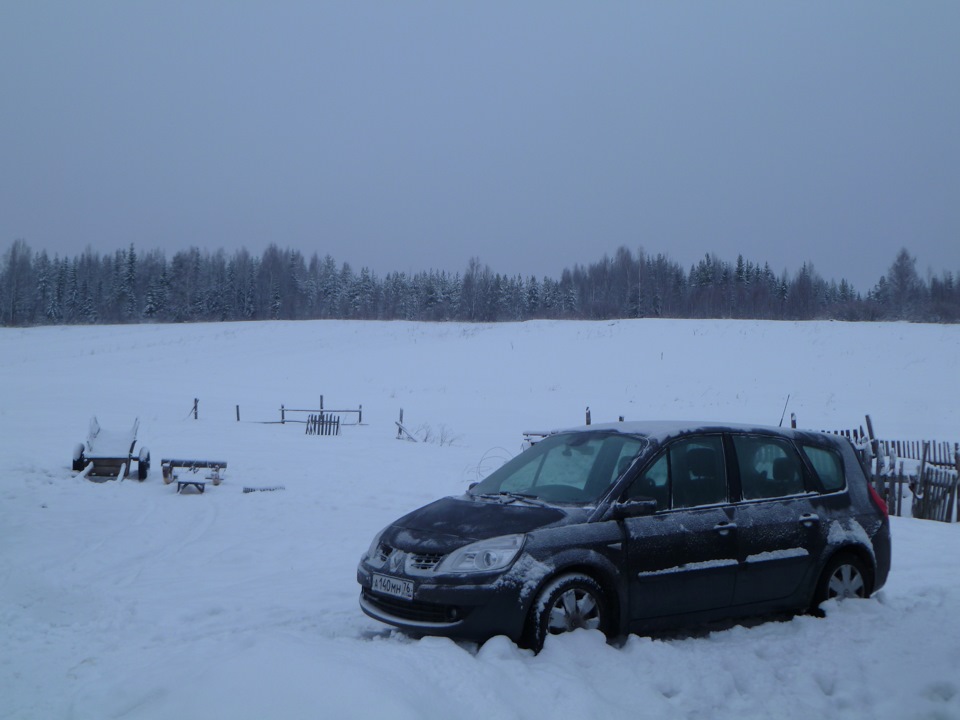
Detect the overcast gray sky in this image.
<box><xmin>2</xmin><ymin>2</ymin><xmax>958</xmax><ymax>291</ymax></box>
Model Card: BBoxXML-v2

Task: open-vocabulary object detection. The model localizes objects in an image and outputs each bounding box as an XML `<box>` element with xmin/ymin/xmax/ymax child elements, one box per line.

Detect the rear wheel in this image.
<box><xmin>527</xmin><ymin>573</ymin><xmax>608</xmax><ymax>652</ymax></box>
<box><xmin>813</xmin><ymin>553</ymin><xmax>871</xmax><ymax>609</ymax></box>
<box><xmin>138</xmin><ymin>447</ymin><xmax>150</xmax><ymax>481</ymax></box>
<box><xmin>72</xmin><ymin>444</ymin><xmax>86</xmax><ymax>472</ymax></box>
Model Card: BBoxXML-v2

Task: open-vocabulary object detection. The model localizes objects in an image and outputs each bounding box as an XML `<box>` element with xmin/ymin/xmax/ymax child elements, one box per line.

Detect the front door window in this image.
<box><xmin>670</xmin><ymin>436</ymin><xmax>727</xmax><ymax>508</ymax></box>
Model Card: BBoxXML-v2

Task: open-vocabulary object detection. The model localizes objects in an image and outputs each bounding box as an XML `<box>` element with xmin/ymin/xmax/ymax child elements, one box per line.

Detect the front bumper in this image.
<box><xmin>356</xmin><ymin>564</ymin><xmax>529</xmax><ymax>643</ymax></box>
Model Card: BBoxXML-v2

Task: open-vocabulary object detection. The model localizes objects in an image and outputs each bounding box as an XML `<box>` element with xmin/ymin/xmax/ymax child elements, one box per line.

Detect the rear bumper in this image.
<box><xmin>871</xmin><ymin>518</ymin><xmax>892</xmax><ymax>592</ymax></box>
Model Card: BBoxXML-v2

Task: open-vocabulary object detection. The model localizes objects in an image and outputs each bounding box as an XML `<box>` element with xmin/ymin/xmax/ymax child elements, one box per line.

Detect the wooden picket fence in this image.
<box><xmin>870</xmin><ymin>437</ymin><xmax>959</xmax><ymax>522</ymax></box>
<box><xmin>912</xmin><ymin>466</ymin><xmax>959</xmax><ymax>523</ymax></box>
<box><xmin>798</xmin><ymin>415</ymin><xmax>959</xmax><ymax>523</ymax></box>
<box><xmin>305</xmin><ymin>413</ymin><xmax>341</xmax><ymax>436</ymax></box>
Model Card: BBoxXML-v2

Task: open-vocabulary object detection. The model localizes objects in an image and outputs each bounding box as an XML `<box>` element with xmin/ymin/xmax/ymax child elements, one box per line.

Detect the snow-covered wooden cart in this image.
<box><xmin>72</xmin><ymin>417</ymin><xmax>151</xmax><ymax>481</ymax></box>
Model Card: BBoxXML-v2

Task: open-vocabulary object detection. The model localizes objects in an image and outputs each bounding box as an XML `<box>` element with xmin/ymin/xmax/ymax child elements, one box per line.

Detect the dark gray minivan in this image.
<box><xmin>357</xmin><ymin>421</ymin><xmax>891</xmax><ymax>649</ymax></box>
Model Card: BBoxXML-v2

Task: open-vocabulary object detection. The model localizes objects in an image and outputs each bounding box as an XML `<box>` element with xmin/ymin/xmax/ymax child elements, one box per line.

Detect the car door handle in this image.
<box><xmin>799</xmin><ymin>513</ymin><xmax>820</xmax><ymax>528</ymax></box>
<box><xmin>713</xmin><ymin>522</ymin><xmax>737</xmax><ymax>536</ymax></box>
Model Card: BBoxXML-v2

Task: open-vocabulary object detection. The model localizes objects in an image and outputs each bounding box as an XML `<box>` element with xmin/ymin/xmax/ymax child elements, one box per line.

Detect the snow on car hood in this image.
<box><xmin>382</xmin><ymin>496</ymin><xmax>566</xmax><ymax>554</ymax></box>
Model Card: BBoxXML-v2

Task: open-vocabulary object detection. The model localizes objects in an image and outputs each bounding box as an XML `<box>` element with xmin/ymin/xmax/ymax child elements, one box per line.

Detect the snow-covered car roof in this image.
<box><xmin>539</xmin><ymin>420</ymin><xmax>824</xmax><ymax>444</ymax></box>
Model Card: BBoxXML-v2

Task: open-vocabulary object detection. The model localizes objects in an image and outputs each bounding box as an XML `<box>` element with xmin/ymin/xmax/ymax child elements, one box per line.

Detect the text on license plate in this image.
<box><xmin>372</xmin><ymin>573</ymin><xmax>414</xmax><ymax>601</ymax></box>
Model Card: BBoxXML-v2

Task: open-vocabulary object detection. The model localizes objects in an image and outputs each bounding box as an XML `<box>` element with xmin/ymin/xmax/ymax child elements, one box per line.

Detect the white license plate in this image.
<box><xmin>372</xmin><ymin>573</ymin><xmax>414</xmax><ymax>601</ymax></box>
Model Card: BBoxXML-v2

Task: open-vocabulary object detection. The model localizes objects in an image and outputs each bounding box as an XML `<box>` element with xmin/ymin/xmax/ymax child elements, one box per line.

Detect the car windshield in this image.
<box><xmin>470</xmin><ymin>432</ymin><xmax>649</xmax><ymax>504</ymax></box>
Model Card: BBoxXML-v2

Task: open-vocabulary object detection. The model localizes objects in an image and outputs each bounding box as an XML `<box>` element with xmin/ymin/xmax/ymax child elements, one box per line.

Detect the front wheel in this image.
<box><xmin>526</xmin><ymin>573</ymin><xmax>608</xmax><ymax>652</ymax></box>
<box><xmin>813</xmin><ymin>553</ymin><xmax>871</xmax><ymax>609</ymax></box>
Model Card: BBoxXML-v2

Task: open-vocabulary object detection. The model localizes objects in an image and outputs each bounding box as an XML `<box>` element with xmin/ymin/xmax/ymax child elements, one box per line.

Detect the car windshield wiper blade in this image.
<box><xmin>476</xmin><ymin>491</ymin><xmax>547</xmax><ymax>506</ymax></box>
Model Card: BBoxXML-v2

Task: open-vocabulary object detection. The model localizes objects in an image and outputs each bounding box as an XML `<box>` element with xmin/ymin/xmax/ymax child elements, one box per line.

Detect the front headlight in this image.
<box><xmin>363</xmin><ymin>526</ymin><xmax>388</xmax><ymax>563</ymax></box>
<box><xmin>436</xmin><ymin>534</ymin><xmax>524</xmax><ymax>574</ymax></box>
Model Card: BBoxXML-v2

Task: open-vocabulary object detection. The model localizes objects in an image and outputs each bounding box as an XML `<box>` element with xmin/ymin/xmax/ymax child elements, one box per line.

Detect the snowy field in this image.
<box><xmin>2</xmin><ymin>318</ymin><xmax>959</xmax><ymax>720</ymax></box>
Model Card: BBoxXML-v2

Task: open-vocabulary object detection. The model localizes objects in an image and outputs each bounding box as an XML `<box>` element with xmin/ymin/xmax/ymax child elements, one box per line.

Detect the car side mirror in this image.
<box><xmin>468</xmin><ymin>482</ymin><xmax>479</xmax><ymax>490</ymax></box>
<box><xmin>613</xmin><ymin>498</ymin><xmax>658</xmax><ymax>519</ymax></box>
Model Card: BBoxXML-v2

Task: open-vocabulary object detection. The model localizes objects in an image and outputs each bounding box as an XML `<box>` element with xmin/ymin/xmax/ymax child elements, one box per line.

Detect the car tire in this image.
<box><xmin>72</xmin><ymin>444</ymin><xmax>86</xmax><ymax>472</ymax></box>
<box><xmin>527</xmin><ymin>573</ymin><xmax>608</xmax><ymax>652</ymax></box>
<box><xmin>813</xmin><ymin>553</ymin><xmax>871</xmax><ymax>609</ymax></box>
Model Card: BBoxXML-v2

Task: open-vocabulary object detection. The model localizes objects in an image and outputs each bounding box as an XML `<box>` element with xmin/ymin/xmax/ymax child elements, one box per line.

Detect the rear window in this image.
<box><xmin>801</xmin><ymin>445</ymin><xmax>846</xmax><ymax>492</ymax></box>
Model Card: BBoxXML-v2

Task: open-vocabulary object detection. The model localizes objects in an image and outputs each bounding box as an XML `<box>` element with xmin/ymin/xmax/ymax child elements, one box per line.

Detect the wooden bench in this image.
<box><xmin>162</xmin><ymin>459</ymin><xmax>228</xmax><ymax>493</ymax></box>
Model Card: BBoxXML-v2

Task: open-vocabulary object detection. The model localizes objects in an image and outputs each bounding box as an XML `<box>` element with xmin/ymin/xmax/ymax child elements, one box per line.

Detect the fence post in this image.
<box><xmin>916</xmin><ymin>443</ymin><xmax>931</xmax><ymax>520</ymax></box>
<box><xmin>281</xmin><ymin>405</ymin><xmax>285</xmax><ymax>424</ymax></box>
<box><xmin>236</xmin><ymin>405</ymin><xmax>240</xmax><ymax>422</ymax></box>
<box><xmin>193</xmin><ymin>398</ymin><xmax>199</xmax><ymax>420</ymax></box>
<box><xmin>955</xmin><ymin>448</ymin><xmax>960</xmax><ymax>523</ymax></box>
<box><xmin>945</xmin><ymin>470</ymin><xmax>956</xmax><ymax>523</ymax></box>
<box><xmin>886</xmin><ymin>472</ymin><xmax>895</xmax><ymax>517</ymax></box>
<box><xmin>898</xmin><ymin>466</ymin><xmax>905</xmax><ymax>517</ymax></box>
<box><xmin>586</xmin><ymin>407</ymin><xmax>591</xmax><ymax>426</ymax></box>
<box><xmin>359</xmin><ymin>404</ymin><xmax>362</xmax><ymax>424</ymax></box>
<box><xmin>864</xmin><ymin>415</ymin><xmax>880</xmax><ymax>472</ymax></box>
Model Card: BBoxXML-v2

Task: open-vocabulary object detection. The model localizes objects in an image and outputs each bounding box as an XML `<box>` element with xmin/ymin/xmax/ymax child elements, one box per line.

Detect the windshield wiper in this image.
<box><xmin>476</xmin><ymin>491</ymin><xmax>548</xmax><ymax>507</ymax></box>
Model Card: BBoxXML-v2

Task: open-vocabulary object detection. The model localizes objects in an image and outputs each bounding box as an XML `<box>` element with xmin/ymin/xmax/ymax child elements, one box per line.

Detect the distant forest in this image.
<box><xmin>1</xmin><ymin>239</ymin><xmax>958</xmax><ymax>326</ymax></box>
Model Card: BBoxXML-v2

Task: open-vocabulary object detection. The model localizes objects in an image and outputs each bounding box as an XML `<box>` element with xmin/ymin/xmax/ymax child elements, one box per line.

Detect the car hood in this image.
<box><xmin>382</xmin><ymin>496</ymin><xmax>568</xmax><ymax>554</ymax></box>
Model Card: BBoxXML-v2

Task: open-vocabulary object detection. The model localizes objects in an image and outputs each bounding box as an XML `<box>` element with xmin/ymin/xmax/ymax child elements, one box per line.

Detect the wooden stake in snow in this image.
<box><xmin>395</xmin><ymin>409</ymin><xmax>417</xmax><ymax>442</ymax></box>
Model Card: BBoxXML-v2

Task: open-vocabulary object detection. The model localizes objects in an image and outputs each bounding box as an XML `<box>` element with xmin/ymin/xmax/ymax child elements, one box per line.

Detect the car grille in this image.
<box><xmin>409</xmin><ymin>553</ymin><xmax>443</xmax><ymax>571</ymax></box>
<box><xmin>363</xmin><ymin>590</ymin><xmax>464</xmax><ymax>624</ymax></box>
<box><xmin>377</xmin><ymin>544</ymin><xmax>444</xmax><ymax>573</ymax></box>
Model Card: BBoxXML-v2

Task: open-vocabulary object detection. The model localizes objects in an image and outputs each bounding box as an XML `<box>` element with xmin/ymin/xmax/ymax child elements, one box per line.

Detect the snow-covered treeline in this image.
<box><xmin>2</xmin><ymin>240</ymin><xmax>957</xmax><ymax>327</ymax></box>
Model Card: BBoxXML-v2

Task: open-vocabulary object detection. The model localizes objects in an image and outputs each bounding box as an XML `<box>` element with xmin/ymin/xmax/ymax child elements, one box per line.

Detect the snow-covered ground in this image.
<box><xmin>2</xmin><ymin>319</ymin><xmax>959</xmax><ymax>720</ymax></box>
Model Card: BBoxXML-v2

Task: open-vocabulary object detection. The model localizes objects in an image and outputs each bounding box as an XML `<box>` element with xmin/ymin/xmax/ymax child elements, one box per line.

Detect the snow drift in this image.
<box><xmin>1</xmin><ymin>319</ymin><xmax>959</xmax><ymax>719</ymax></box>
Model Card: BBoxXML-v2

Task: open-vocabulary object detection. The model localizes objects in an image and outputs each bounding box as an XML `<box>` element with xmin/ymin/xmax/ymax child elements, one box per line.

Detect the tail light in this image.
<box><xmin>868</xmin><ymin>483</ymin><xmax>889</xmax><ymax>519</ymax></box>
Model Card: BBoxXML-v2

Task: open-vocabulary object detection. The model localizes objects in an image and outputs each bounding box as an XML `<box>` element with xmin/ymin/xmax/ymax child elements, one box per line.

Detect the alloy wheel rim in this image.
<box><xmin>547</xmin><ymin>588</ymin><xmax>601</xmax><ymax>633</ymax></box>
<box><xmin>827</xmin><ymin>564</ymin><xmax>865</xmax><ymax>599</ymax></box>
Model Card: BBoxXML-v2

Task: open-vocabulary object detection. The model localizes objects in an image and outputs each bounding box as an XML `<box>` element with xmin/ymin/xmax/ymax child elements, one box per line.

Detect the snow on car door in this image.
<box><xmin>622</xmin><ymin>436</ymin><xmax>738</xmax><ymax>624</ymax></box>
<box><xmin>729</xmin><ymin>434</ymin><xmax>820</xmax><ymax>606</ymax></box>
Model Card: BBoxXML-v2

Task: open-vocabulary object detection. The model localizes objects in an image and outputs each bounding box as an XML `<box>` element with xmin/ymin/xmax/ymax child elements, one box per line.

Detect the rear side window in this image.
<box><xmin>732</xmin><ymin>435</ymin><xmax>806</xmax><ymax>500</ymax></box>
<box><xmin>801</xmin><ymin>445</ymin><xmax>846</xmax><ymax>492</ymax></box>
